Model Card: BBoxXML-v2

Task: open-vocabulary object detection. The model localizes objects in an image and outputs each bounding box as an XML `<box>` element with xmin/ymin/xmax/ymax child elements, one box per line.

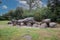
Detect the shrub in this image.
<box><xmin>34</xmin><ymin>8</ymin><xmax>48</xmax><ymax>21</ymax></box>
<box><xmin>34</xmin><ymin>12</ymin><xmax>45</xmax><ymax>21</ymax></box>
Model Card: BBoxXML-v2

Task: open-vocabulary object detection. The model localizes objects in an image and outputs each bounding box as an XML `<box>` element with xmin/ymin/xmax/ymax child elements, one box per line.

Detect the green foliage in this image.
<box><xmin>0</xmin><ymin>16</ymin><xmax>5</xmax><ymax>20</ymax></box>
<box><xmin>13</xmin><ymin>7</ymin><xmax>24</xmax><ymax>19</ymax></box>
<box><xmin>1</xmin><ymin>7</ymin><xmax>24</xmax><ymax>20</ymax></box>
<box><xmin>57</xmin><ymin>18</ymin><xmax>60</xmax><ymax>23</ymax></box>
<box><xmin>47</xmin><ymin>0</ymin><xmax>60</xmax><ymax>22</ymax></box>
<box><xmin>34</xmin><ymin>8</ymin><xmax>48</xmax><ymax>21</ymax></box>
<box><xmin>22</xmin><ymin>9</ymin><xmax>35</xmax><ymax>18</ymax></box>
<box><xmin>34</xmin><ymin>12</ymin><xmax>42</xmax><ymax>21</ymax></box>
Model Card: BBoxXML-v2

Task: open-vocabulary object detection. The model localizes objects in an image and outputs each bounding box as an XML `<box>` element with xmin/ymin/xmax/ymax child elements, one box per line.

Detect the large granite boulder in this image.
<box><xmin>49</xmin><ymin>22</ymin><xmax>57</xmax><ymax>28</ymax></box>
<box><xmin>23</xmin><ymin>17</ymin><xmax>35</xmax><ymax>25</ymax></box>
<box><xmin>33</xmin><ymin>22</ymin><xmax>40</xmax><ymax>27</ymax></box>
<box><xmin>40</xmin><ymin>23</ymin><xmax>47</xmax><ymax>28</ymax></box>
<box><xmin>17</xmin><ymin>19</ymin><xmax>24</xmax><ymax>26</ymax></box>
<box><xmin>17</xmin><ymin>17</ymin><xmax>36</xmax><ymax>26</ymax></box>
<box><xmin>18</xmin><ymin>19</ymin><xmax>24</xmax><ymax>23</ymax></box>
<box><xmin>26</xmin><ymin>22</ymin><xmax>32</xmax><ymax>26</ymax></box>
<box><xmin>20</xmin><ymin>22</ymin><xmax>25</xmax><ymax>26</ymax></box>
<box><xmin>42</xmin><ymin>19</ymin><xmax>51</xmax><ymax>23</ymax></box>
<box><xmin>23</xmin><ymin>17</ymin><xmax>35</xmax><ymax>23</ymax></box>
<box><xmin>33</xmin><ymin>23</ymin><xmax>38</xmax><ymax>27</ymax></box>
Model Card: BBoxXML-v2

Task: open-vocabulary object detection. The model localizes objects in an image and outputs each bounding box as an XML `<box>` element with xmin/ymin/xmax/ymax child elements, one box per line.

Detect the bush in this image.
<box><xmin>22</xmin><ymin>10</ymin><xmax>34</xmax><ymax>18</ymax></box>
<box><xmin>34</xmin><ymin>12</ymin><xmax>45</xmax><ymax>21</ymax></box>
<box><xmin>34</xmin><ymin>8</ymin><xmax>48</xmax><ymax>21</ymax></box>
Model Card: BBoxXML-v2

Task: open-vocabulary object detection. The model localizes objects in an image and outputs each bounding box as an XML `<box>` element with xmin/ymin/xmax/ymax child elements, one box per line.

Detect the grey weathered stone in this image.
<box><xmin>49</xmin><ymin>22</ymin><xmax>57</xmax><ymax>28</ymax></box>
<box><xmin>20</xmin><ymin>22</ymin><xmax>24</xmax><ymax>26</ymax></box>
<box><xmin>18</xmin><ymin>19</ymin><xmax>24</xmax><ymax>23</ymax></box>
<box><xmin>22</xmin><ymin>35</ymin><xmax>32</xmax><ymax>40</ymax></box>
<box><xmin>26</xmin><ymin>22</ymin><xmax>32</xmax><ymax>26</ymax></box>
<box><xmin>23</xmin><ymin>17</ymin><xmax>35</xmax><ymax>23</ymax></box>
<box><xmin>11</xmin><ymin>20</ymin><xmax>17</xmax><ymax>26</ymax></box>
<box><xmin>42</xmin><ymin>19</ymin><xmax>51</xmax><ymax>23</ymax></box>
<box><xmin>40</xmin><ymin>23</ymin><xmax>47</xmax><ymax>28</ymax></box>
<box><xmin>25</xmin><ymin>17</ymin><xmax>36</xmax><ymax>26</ymax></box>
<box><xmin>33</xmin><ymin>23</ymin><xmax>38</xmax><ymax>27</ymax></box>
<box><xmin>17</xmin><ymin>17</ymin><xmax>35</xmax><ymax>26</ymax></box>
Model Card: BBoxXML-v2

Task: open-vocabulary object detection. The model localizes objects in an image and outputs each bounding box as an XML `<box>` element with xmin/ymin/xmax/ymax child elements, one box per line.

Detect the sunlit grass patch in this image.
<box><xmin>0</xmin><ymin>27</ymin><xmax>60</xmax><ymax>40</ymax></box>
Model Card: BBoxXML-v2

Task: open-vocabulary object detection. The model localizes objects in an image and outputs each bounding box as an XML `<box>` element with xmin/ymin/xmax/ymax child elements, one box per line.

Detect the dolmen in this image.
<box><xmin>8</xmin><ymin>17</ymin><xmax>35</xmax><ymax>26</ymax></box>
<box><xmin>8</xmin><ymin>18</ymin><xmax>57</xmax><ymax>28</ymax></box>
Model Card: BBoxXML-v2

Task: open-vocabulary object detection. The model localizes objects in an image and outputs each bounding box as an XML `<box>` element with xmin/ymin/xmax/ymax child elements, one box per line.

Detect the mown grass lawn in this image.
<box><xmin>0</xmin><ymin>21</ymin><xmax>60</xmax><ymax>40</ymax></box>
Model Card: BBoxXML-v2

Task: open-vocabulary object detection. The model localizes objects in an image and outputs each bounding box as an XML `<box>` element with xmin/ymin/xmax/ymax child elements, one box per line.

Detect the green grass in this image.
<box><xmin>0</xmin><ymin>21</ymin><xmax>9</xmax><ymax>25</ymax></box>
<box><xmin>0</xmin><ymin>21</ymin><xmax>60</xmax><ymax>40</ymax></box>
